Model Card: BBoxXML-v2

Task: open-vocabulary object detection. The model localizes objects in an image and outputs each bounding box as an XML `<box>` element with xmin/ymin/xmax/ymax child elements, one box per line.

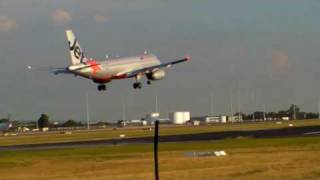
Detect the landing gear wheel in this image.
<box><xmin>133</xmin><ymin>82</ymin><xmax>142</xmax><ymax>89</ymax></box>
<box><xmin>98</xmin><ymin>84</ymin><xmax>106</xmax><ymax>91</ymax></box>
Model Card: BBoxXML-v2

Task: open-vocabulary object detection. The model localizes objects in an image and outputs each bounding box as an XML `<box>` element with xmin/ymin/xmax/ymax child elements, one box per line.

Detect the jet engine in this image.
<box><xmin>146</xmin><ymin>69</ymin><xmax>166</xmax><ymax>80</ymax></box>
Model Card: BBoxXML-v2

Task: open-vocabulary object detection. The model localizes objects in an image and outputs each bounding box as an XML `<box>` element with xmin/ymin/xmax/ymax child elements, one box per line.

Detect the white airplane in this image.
<box><xmin>0</xmin><ymin>121</ymin><xmax>12</xmax><ymax>132</ymax></box>
<box><xmin>53</xmin><ymin>30</ymin><xmax>190</xmax><ymax>91</ymax></box>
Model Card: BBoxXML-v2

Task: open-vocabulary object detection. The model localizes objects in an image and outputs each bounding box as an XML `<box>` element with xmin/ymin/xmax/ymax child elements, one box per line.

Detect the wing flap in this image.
<box><xmin>125</xmin><ymin>56</ymin><xmax>190</xmax><ymax>78</ymax></box>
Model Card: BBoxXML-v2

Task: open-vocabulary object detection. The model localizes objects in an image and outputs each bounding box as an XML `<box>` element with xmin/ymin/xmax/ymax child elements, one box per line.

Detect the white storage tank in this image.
<box><xmin>221</xmin><ymin>116</ymin><xmax>227</xmax><ymax>123</ymax></box>
<box><xmin>170</xmin><ymin>112</ymin><xmax>190</xmax><ymax>124</ymax></box>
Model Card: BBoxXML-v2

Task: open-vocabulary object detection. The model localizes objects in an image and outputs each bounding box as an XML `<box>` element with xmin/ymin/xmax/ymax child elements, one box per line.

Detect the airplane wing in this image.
<box><xmin>125</xmin><ymin>56</ymin><xmax>190</xmax><ymax>78</ymax></box>
<box><xmin>51</xmin><ymin>68</ymin><xmax>72</xmax><ymax>75</ymax></box>
<box><xmin>27</xmin><ymin>66</ymin><xmax>72</xmax><ymax>75</ymax></box>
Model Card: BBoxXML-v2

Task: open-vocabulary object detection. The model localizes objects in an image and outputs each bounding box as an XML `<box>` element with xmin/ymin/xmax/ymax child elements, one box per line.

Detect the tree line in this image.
<box><xmin>236</xmin><ymin>104</ymin><xmax>318</xmax><ymax>121</ymax></box>
<box><xmin>35</xmin><ymin>114</ymin><xmax>110</xmax><ymax>129</ymax></box>
<box><xmin>37</xmin><ymin>114</ymin><xmax>85</xmax><ymax>129</ymax></box>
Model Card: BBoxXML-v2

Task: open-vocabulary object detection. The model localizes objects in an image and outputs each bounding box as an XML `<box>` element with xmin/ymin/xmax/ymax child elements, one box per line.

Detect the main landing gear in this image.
<box><xmin>133</xmin><ymin>81</ymin><xmax>152</xmax><ymax>89</ymax></box>
<box><xmin>133</xmin><ymin>82</ymin><xmax>142</xmax><ymax>89</ymax></box>
<box><xmin>132</xmin><ymin>75</ymin><xmax>153</xmax><ymax>89</ymax></box>
<box><xmin>133</xmin><ymin>74</ymin><xmax>143</xmax><ymax>89</ymax></box>
<box><xmin>97</xmin><ymin>84</ymin><xmax>106</xmax><ymax>91</ymax></box>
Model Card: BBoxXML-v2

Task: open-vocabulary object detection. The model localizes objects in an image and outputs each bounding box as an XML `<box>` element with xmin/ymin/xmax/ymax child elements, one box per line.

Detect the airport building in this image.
<box><xmin>145</xmin><ymin>112</ymin><xmax>160</xmax><ymax>122</ymax></box>
<box><xmin>170</xmin><ymin>111</ymin><xmax>191</xmax><ymax>124</ymax></box>
<box><xmin>204</xmin><ymin>116</ymin><xmax>228</xmax><ymax>123</ymax></box>
<box><xmin>192</xmin><ymin>115</ymin><xmax>243</xmax><ymax>124</ymax></box>
<box><xmin>117</xmin><ymin>119</ymin><xmax>148</xmax><ymax>127</ymax></box>
<box><xmin>228</xmin><ymin>115</ymin><xmax>243</xmax><ymax>123</ymax></box>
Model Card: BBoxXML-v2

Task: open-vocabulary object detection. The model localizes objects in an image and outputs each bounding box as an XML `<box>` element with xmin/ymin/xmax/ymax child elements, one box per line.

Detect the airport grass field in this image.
<box><xmin>0</xmin><ymin>120</ymin><xmax>320</xmax><ymax>179</ymax></box>
<box><xmin>0</xmin><ymin>136</ymin><xmax>320</xmax><ymax>180</ymax></box>
<box><xmin>0</xmin><ymin>119</ymin><xmax>319</xmax><ymax>146</ymax></box>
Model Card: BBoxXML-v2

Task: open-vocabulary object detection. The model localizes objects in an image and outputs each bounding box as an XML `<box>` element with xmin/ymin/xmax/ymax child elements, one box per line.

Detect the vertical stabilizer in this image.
<box><xmin>66</xmin><ymin>30</ymin><xmax>87</xmax><ymax>64</ymax></box>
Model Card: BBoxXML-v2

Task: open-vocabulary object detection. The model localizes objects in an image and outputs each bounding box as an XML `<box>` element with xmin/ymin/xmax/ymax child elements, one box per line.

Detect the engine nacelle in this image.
<box><xmin>146</xmin><ymin>69</ymin><xmax>166</xmax><ymax>81</ymax></box>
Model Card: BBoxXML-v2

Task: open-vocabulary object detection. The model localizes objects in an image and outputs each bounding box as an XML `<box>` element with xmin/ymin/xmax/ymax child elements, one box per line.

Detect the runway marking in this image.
<box><xmin>304</xmin><ymin>131</ymin><xmax>320</xmax><ymax>135</ymax></box>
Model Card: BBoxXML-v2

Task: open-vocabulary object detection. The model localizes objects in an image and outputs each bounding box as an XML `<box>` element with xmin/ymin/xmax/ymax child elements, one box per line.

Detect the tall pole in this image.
<box><xmin>318</xmin><ymin>101</ymin><xmax>320</xmax><ymax>120</ymax></box>
<box><xmin>154</xmin><ymin>120</ymin><xmax>159</xmax><ymax>180</ymax></box>
<box><xmin>155</xmin><ymin>90</ymin><xmax>159</xmax><ymax>113</ymax></box>
<box><xmin>293</xmin><ymin>104</ymin><xmax>296</xmax><ymax>120</ymax></box>
<box><xmin>263</xmin><ymin>104</ymin><xmax>266</xmax><ymax>121</ymax></box>
<box><xmin>252</xmin><ymin>90</ymin><xmax>255</xmax><ymax>121</ymax></box>
<box><xmin>210</xmin><ymin>93</ymin><xmax>214</xmax><ymax>116</ymax></box>
<box><xmin>122</xmin><ymin>96</ymin><xmax>126</xmax><ymax>121</ymax></box>
<box><xmin>36</xmin><ymin>117</ymin><xmax>39</xmax><ymax>129</ymax></box>
<box><xmin>230</xmin><ymin>88</ymin><xmax>233</xmax><ymax>122</ymax></box>
<box><xmin>86</xmin><ymin>92</ymin><xmax>90</xmax><ymax>130</ymax></box>
<box><xmin>237</xmin><ymin>87</ymin><xmax>241</xmax><ymax>121</ymax></box>
<box><xmin>7</xmin><ymin>113</ymin><xmax>11</xmax><ymax>121</ymax></box>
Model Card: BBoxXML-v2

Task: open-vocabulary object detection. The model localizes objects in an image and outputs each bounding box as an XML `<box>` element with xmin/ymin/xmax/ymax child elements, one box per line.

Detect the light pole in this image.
<box><xmin>155</xmin><ymin>90</ymin><xmax>159</xmax><ymax>113</ymax></box>
<box><xmin>237</xmin><ymin>87</ymin><xmax>241</xmax><ymax>121</ymax></box>
<box><xmin>122</xmin><ymin>96</ymin><xmax>126</xmax><ymax>121</ymax></box>
<box><xmin>85</xmin><ymin>92</ymin><xmax>90</xmax><ymax>130</ymax></box>
<box><xmin>210</xmin><ymin>93</ymin><xmax>214</xmax><ymax>116</ymax></box>
<box><xmin>230</xmin><ymin>88</ymin><xmax>233</xmax><ymax>122</ymax></box>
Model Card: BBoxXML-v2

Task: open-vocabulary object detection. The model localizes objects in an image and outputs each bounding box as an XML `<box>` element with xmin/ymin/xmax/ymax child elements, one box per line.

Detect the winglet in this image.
<box><xmin>185</xmin><ymin>55</ymin><xmax>191</xmax><ymax>61</ymax></box>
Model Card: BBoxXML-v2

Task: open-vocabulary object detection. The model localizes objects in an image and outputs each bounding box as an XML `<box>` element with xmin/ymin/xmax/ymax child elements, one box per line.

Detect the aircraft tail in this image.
<box><xmin>66</xmin><ymin>30</ymin><xmax>87</xmax><ymax>64</ymax></box>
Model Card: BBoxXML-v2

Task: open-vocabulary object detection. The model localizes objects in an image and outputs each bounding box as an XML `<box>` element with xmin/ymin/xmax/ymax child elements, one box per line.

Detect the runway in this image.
<box><xmin>1</xmin><ymin>125</ymin><xmax>320</xmax><ymax>151</ymax></box>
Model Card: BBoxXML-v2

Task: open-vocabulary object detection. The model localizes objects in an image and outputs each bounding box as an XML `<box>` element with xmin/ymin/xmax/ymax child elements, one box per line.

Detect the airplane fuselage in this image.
<box><xmin>68</xmin><ymin>54</ymin><xmax>161</xmax><ymax>84</ymax></box>
<box><xmin>62</xmin><ymin>30</ymin><xmax>189</xmax><ymax>91</ymax></box>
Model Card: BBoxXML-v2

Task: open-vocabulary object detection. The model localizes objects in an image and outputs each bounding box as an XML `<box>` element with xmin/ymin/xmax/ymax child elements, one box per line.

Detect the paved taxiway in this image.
<box><xmin>1</xmin><ymin>125</ymin><xmax>319</xmax><ymax>151</ymax></box>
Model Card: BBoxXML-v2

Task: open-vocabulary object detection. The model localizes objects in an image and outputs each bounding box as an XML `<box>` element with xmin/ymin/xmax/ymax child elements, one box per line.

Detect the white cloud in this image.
<box><xmin>52</xmin><ymin>9</ymin><xmax>72</xmax><ymax>25</ymax></box>
<box><xmin>0</xmin><ymin>16</ymin><xmax>17</xmax><ymax>32</ymax></box>
<box><xmin>94</xmin><ymin>15</ymin><xmax>108</xmax><ymax>24</ymax></box>
<box><xmin>272</xmin><ymin>50</ymin><xmax>289</xmax><ymax>73</ymax></box>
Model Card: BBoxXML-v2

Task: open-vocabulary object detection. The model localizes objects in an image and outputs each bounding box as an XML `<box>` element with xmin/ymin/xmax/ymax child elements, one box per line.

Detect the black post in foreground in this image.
<box><xmin>154</xmin><ymin>120</ymin><xmax>159</xmax><ymax>180</ymax></box>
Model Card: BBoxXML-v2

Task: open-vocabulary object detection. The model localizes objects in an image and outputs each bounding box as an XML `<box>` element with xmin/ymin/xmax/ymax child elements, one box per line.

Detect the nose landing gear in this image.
<box><xmin>97</xmin><ymin>84</ymin><xmax>107</xmax><ymax>91</ymax></box>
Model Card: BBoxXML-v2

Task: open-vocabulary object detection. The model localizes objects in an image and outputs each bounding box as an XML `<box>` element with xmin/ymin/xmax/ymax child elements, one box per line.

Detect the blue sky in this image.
<box><xmin>0</xmin><ymin>0</ymin><xmax>320</xmax><ymax>122</ymax></box>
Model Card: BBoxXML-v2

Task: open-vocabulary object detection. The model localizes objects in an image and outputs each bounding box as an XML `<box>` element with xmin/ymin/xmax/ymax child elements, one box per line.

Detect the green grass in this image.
<box><xmin>1</xmin><ymin>136</ymin><xmax>320</xmax><ymax>159</ymax></box>
<box><xmin>0</xmin><ymin>120</ymin><xmax>319</xmax><ymax>180</ymax></box>
<box><xmin>1</xmin><ymin>119</ymin><xmax>319</xmax><ymax>146</ymax></box>
<box><xmin>1</xmin><ymin>136</ymin><xmax>320</xmax><ymax>180</ymax></box>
